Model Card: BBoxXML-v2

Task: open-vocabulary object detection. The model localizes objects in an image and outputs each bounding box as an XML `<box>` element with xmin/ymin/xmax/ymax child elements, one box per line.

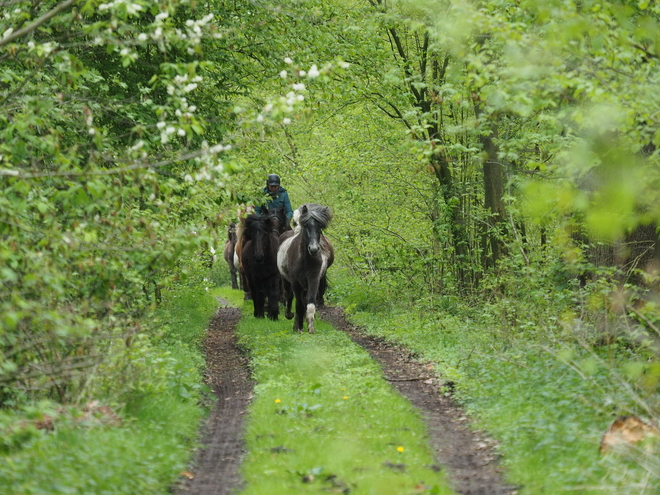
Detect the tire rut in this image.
<box><xmin>173</xmin><ymin>303</ymin><xmax>253</xmax><ymax>495</ymax></box>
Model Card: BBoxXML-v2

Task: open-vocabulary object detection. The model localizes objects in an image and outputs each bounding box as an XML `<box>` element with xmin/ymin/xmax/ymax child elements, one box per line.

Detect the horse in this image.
<box><xmin>241</xmin><ymin>207</ymin><xmax>288</xmax><ymax>320</ymax></box>
<box><xmin>235</xmin><ymin>206</ymin><xmax>290</xmax><ymax>300</ymax></box>
<box><xmin>223</xmin><ymin>222</ymin><xmax>239</xmax><ymax>290</ymax></box>
<box><xmin>277</xmin><ymin>204</ymin><xmax>334</xmax><ymax>334</ymax></box>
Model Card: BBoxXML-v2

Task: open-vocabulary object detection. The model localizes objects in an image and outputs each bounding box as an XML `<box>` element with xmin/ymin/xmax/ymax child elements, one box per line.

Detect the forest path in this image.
<box><xmin>174</xmin><ymin>302</ymin><xmax>516</xmax><ymax>495</ymax></box>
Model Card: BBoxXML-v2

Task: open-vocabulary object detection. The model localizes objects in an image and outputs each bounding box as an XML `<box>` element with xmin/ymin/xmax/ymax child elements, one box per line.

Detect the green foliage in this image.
<box><xmin>0</xmin><ymin>0</ymin><xmax>344</xmax><ymax>406</ymax></box>
<box><xmin>0</xmin><ymin>275</ymin><xmax>217</xmax><ymax>494</ymax></box>
<box><xmin>236</xmin><ymin>306</ymin><xmax>453</xmax><ymax>495</ymax></box>
<box><xmin>0</xmin><ymin>394</ymin><xmax>200</xmax><ymax>495</ymax></box>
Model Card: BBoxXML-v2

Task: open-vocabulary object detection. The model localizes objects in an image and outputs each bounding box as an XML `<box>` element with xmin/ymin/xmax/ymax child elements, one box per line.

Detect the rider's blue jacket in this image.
<box><xmin>255</xmin><ymin>186</ymin><xmax>293</xmax><ymax>221</ymax></box>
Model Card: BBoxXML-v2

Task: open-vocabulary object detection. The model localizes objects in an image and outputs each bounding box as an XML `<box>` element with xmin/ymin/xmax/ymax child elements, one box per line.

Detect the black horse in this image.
<box><xmin>241</xmin><ymin>208</ymin><xmax>288</xmax><ymax>320</ymax></box>
<box><xmin>223</xmin><ymin>222</ymin><xmax>239</xmax><ymax>290</ymax></box>
<box><xmin>236</xmin><ymin>206</ymin><xmax>289</xmax><ymax>300</ymax></box>
<box><xmin>277</xmin><ymin>204</ymin><xmax>334</xmax><ymax>333</ymax></box>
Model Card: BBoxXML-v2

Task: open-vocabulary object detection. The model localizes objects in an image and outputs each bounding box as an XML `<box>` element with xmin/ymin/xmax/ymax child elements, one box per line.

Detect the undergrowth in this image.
<box><xmin>234</xmin><ymin>301</ymin><xmax>455</xmax><ymax>495</ymax></box>
<box><xmin>0</xmin><ymin>270</ymin><xmax>217</xmax><ymax>494</ymax></box>
<box><xmin>331</xmin><ymin>261</ymin><xmax>660</xmax><ymax>494</ymax></box>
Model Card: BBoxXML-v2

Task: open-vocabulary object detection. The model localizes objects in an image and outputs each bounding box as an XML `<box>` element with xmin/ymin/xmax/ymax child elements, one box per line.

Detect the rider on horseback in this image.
<box><xmin>254</xmin><ymin>174</ymin><xmax>293</xmax><ymax>223</ymax></box>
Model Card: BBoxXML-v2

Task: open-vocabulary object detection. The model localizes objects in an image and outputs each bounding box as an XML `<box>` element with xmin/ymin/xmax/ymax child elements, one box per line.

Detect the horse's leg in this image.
<box><xmin>305</xmin><ymin>274</ymin><xmax>324</xmax><ymax>334</ymax></box>
<box><xmin>292</xmin><ymin>283</ymin><xmax>305</xmax><ymax>333</ymax></box>
<box><xmin>254</xmin><ymin>290</ymin><xmax>266</xmax><ymax>318</ymax></box>
<box><xmin>267</xmin><ymin>276</ymin><xmax>280</xmax><ymax>321</ymax></box>
<box><xmin>249</xmin><ymin>278</ymin><xmax>265</xmax><ymax>318</ymax></box>
<box><xmin>316</xmin><ymin>273</ymin><xmax>327</xmax><ymax>307</ymax></box>
<box><xmin>282</xmin><ymin>278</ymin><xmax>294</xmax><ymax>320</ymax></box>
<box><xmin>241</xmin><ymin>269</ymin><xmax>251</xmax><ymax>300</ymax></box>
<box><xmin>230</xmin><ymin>265</ymin><xmax>238</xmax><ymax>290</ymax></box>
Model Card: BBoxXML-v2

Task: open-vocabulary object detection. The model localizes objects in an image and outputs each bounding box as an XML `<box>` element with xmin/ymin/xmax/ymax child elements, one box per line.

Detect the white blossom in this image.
<box><xmin>282</xmin><ymin>118</ymin><xmax>291</xmax><ymax>125</ymax></box>
<box><xmin>284</xmin><ymin>57</ymin><xmax>293</xmax><ymax>64</ymax></box>
<box><xmin>308</xmin><ymin>64</ymin><xmax>320</xmax><ymax>78</ymax></box>
<box><xmin>279</xmin><ymin>70</ymin><xmax>287</xmax><ymax>79</ymax></box>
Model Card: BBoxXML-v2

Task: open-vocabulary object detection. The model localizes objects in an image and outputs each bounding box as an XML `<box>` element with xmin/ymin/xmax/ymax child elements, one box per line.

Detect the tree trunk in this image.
<box><xmin>479</xmin><ymin>128</ymin><xmax>508</xmax><ymax>269</ymax></box>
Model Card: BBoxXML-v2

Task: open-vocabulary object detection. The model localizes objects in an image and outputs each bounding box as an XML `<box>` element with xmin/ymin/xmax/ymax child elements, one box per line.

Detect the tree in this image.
<box><xmin>0</xmin><ymin>0</ymin><xmax>315</xmax><ymax>404</ymax></box>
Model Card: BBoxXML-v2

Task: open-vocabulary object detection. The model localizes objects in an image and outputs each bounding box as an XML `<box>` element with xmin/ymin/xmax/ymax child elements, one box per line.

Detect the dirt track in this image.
<box><xmin>173</xmin><ymin>303</ymin><xmax>252</xmax><ymax>495</ymax></box>
<box><xmin>174</xmin><ymin>303</ymin><xmax>516</xmax><ymax>495</ymax></box>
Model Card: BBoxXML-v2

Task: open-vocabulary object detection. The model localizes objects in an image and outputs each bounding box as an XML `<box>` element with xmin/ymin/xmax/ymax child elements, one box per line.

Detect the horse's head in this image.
<box><xmin>227</xmin><ymin>222</ymin><xmax>237</xmax><ymax>243</ymax></box>
<box><xmin>298</xmin><ymin>204</ymin><xmax>332</xmax><ymax>257</ymax></box>
<box><xmin>268</xmin><ymin>207</ymin><xmax>290</xmax><ymax>236</ymax></box>
<box><xmin>245</xmin><ymin>213</ymin><xmax>273</xmax><ymax>264</ymax></box>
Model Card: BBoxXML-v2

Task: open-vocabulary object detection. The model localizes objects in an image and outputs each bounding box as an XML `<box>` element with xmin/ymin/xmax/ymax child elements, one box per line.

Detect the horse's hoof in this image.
<box><xmin>285</xmin><ymin>312</ymin><xmax>294</xmax><ymax>320</ymax></box>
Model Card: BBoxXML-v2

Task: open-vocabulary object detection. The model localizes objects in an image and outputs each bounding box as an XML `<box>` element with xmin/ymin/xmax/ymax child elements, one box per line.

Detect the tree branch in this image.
<box><xmin>0</xmin><ymin>0</ymin><xmax>76</xmax><ymax>48</ymax></box>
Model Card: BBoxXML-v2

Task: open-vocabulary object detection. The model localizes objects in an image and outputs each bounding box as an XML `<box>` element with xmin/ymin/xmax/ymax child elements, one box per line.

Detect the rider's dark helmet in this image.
<box><xmin>266</xmin><ymin>174</ymin><xmax>281</xmax><ymax>187</ymax></box>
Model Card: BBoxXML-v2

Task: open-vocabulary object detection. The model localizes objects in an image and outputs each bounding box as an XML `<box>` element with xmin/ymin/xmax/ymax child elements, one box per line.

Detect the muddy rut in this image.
<box><xmin>174</xmin><ymin>302</ymin><xmax>516</xmax><ymax>495</ymax></box>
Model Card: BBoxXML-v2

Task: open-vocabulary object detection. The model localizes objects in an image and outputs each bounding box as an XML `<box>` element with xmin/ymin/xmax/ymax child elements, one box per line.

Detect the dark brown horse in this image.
<box><xmin>241</xmin><ymin>207</ymin><xmax>289</xmax><ymax>320</ymax></box>
<box><xmin>277</xmin><ymin>204</ymin><xmax>334</xmax><ymax>333</ymax></box>
<box><xmin>223</xmin><ymin>222</ymin><xmax>239</xmax><ymax>290</ymax></box>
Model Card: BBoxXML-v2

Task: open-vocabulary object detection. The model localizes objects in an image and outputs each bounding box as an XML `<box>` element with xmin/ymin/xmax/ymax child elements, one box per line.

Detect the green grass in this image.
<box><xmin>236</xmin><ymin>303</ymin><xmax>455</xmax><ymax>495</ymax></box>
<box><xmin>214</xmin><ymin>285</ymin><xmax>248</xmax><ymax>307</ymax></box>
<box><xmin>341</xmin><ymin>306</ymin><xmax>659</xmax><ymax>494</ymax></box>
<box><xmin>0</xmin><ymin>282</ymin><xmax>218</xmax><ymax>495</ymax></box>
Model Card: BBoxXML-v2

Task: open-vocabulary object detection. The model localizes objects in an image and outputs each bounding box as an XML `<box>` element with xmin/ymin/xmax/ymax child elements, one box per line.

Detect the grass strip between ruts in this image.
<box><xmin>232</xmin><ymin>296</ymin><xmax>455</xmax><ymax>495</ymax></box>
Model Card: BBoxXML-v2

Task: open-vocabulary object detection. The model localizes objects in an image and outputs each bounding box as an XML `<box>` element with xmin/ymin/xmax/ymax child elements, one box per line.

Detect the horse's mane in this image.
<box><xmin>298</xmin><ymin>204</ymin><xmax>332</xmax><ymax>229</ymax></box>
<box><xmin>244</xmin><ymin>213</ymin><xmax>269</xmax><ymax>237</ymax></box>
